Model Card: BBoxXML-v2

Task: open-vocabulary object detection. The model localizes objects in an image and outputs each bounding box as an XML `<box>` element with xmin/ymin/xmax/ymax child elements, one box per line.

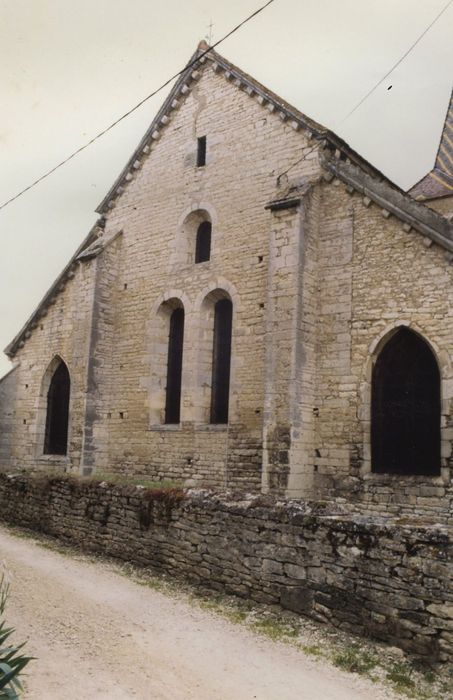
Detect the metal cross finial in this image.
<box><xmin>206</xmin><ymin>19</ymin><xmax>214</xmax><ymax>45</ymax></box>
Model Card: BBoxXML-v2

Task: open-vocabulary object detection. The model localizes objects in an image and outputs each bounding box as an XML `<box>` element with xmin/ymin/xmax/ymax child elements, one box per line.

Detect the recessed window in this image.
<box><xmin>165</xmin><ymin>307</ymin><xmax>185</xmax><ymax>424</ymax></box>
<box><xmin>195</xmin><ymin>221</ymin><xmax>211</xmax><ymax>263</ymax></box>
<box><xmin>197</xmin><ymin>136</ymin><xmax>207</xmax><ymax>167</ymax></box>
<box><xmin>210</xmin><ymin>298</ymin><xmax>233</xmax><ymax>424</ymax></box>
<box><xmin>371</xmin><ymin>328</ymin><xmax>440</xmax><ymax>476</ymax></box>
<box><xmin>44</xmin><ymin>360</ymin><xmax>70</xmax><ymax>455</ymax></box>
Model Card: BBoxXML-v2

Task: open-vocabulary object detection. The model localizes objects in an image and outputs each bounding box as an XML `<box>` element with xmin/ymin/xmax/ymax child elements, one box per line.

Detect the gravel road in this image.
<box><xmin>0</xmin><ymin>526</ymin><xmax>397</xmax><ymax>700</ymax></box>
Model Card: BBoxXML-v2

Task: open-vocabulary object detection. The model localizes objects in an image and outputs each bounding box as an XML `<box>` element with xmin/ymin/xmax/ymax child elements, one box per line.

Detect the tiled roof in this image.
<box><xmin>409</xmin><ymin>90</ymin><xmax>453</xmax><ymax>201</ymax></box>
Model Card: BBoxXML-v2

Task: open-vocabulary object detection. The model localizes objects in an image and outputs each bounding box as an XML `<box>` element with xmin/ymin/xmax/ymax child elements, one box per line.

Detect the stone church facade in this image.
<box><xmin>1</xmin><ymin>43</ymin><xmax>453</xmax><ymax>512</ymax></box>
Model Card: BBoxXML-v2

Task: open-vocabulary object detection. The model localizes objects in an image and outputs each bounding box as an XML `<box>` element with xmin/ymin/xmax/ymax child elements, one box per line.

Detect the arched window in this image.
<box><xmin>195</xmin><ymin>221</ymin><xmax>211</xmax><ymax>263</ymax></box>
<box><xmin>371</xmin><ymin>328</ymin><xmax>440</xmax><ymax>475</ymax></box>
<box><xmin>165</xmin><ymin>307</ymin><xmax>185</xmax><ymax>424</ymax></box>
<box><xmin>210</xmin><ymin>298</ymin><xmax>232</xmax><ymax>424</ymax></box>
<box><xmin>44</xmin><ymin>360</ymin><xmax>70</xmax><ymax>455</ymax></box>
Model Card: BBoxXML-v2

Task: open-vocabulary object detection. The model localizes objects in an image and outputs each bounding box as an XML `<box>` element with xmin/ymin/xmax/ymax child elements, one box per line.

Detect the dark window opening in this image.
<box><xmin>165</xmin><ymin>307</ymin><xmax>185</xmax><ymax>424</ymax></box>
<box><xmin>210</xmin><ymin>298</ymin><xmax>232</xmax><ymax>424</ymax></box>
<box><xmin>44</xmin><ymin>361</ymin><xmax>70</xmax><ymax>455</ymax></box>
<box><xmin>197</xmin><ymin>136</ymin><xmax>207</xmax><ymax>167</ymax></box>
<box><xmin>371</xmin><ymin>328</ymin><xmax>440</xmax><ymax>476</ymax></box>
<box><xmin>195</xmin><ymin>221</ymin><xmax>211</xmax><ymax>263</ymax></box>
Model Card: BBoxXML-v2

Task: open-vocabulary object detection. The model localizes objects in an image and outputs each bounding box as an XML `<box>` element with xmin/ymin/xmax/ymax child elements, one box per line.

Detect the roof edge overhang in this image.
<box><xmin>4</xmin><ymin>221</ymin><xmax>102</xmax><ymax>359</ymax></box>
<box><xmin>322</xmin><ymin>154</ymin><xmax>453</xmax><ymax>253</ymax></box>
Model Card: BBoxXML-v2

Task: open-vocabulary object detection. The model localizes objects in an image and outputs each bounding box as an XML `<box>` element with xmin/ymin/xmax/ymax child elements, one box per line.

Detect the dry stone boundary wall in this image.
<box><xmin>0</xmin><ymin>472</ymin><xmax>451</xmax><ymax>663</ymax></box>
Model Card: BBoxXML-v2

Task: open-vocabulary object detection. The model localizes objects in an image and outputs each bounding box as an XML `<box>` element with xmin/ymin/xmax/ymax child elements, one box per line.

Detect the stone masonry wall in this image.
<box><xmin>6</xmin><ymin>261</ymin><xmax>97</xmax><ymax>471</ymax></box>
<box><xmin>307</xmin><ymin>178</ymin><xmax>453</xmax><ymax>512</ymax></box>
<box><xmin>0</xmin><ymin>472</ymin><xmax>451</xmax><ymax>663</ymax></box>
<box><xmin>84</xmin><ymin>61</ymin><xmax>321</xmax><ymax>488</ymax></box>
<box><xmin>0</xmin><ymin>368</ymin><xmax>17</xmax><ymax>467</ymax></box>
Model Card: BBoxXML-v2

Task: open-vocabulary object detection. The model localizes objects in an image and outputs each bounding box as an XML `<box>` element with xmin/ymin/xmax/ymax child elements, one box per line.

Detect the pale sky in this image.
<box><xmin>1</xmin><ymin>0</ymin><xmax>452</xmax><ymax>377</ymax></box>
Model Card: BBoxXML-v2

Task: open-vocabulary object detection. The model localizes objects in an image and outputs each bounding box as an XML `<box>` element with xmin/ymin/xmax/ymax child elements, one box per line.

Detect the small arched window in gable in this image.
<box><xmin>371</xmin><ymin>328</ymin><xmax>440</xmax><ymax>476</ymax></box>
<box><xmin>165</xmin><ymin>307</ymin><xmax>185</xmax><ymax>424</ymax></box>
<box><xmin>210</xmin><ymin>298</ymin><xmax>233</xmax><ymax>424</ymax></box>
<box><xmin>44</xmin><ymin>360</ymin><xmax>70</xmax><ymax>455</ymax></box>
<box><xmin>195</xmin><ymin>221</ymin><xmax>211</xmax><ymax>263</ymax></box>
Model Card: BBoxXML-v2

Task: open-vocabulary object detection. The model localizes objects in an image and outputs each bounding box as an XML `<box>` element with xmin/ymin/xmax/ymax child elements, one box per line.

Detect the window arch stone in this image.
<box><xmin>149</xmin><ymin>295</ymin><xmax>187</xmax><ymax>426</ymax></box>
<box><xmin>36</xmin><ymin>355</ymin><xmax>71</xmax><ymax>457</ymax></box>
<box><xmin>371</xmin><ymin>327</ymin><xmax>440</xmax><ymax>476</ymax></box>
<box><xmin>194</xmin><ymin>285</ymin><xmax>237</xmax><ymax>424</ymax></box>
<box><xmin>359</xmin><ymin>322</ymin><xmax>451</xmax><ymax>481</ymax></box>
<box><xmin>172</xmin><ymin>204</ymin><xmax>217</xmax><ymax>268</ymax></box>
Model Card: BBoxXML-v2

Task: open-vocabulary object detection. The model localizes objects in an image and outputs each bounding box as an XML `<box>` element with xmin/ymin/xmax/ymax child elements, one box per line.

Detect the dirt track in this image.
<box><xmin>0</xmin><ymin>526</ymin><xmax>397</xmax><ymax>699</ymax></box>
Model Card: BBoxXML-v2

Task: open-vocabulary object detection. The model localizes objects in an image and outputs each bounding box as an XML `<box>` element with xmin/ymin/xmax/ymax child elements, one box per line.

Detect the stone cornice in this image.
<box><xmin>322</xmin><ymin>154</ymin><xmax>453</xmax><ymax>255</ymax></box>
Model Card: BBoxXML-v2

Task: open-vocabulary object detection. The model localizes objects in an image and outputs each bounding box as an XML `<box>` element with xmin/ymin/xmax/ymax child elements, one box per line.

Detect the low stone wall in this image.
<box><xmin>0</xmin><ymin>472</ymin><xmax>452</xmax><ymax>663</ymax></box>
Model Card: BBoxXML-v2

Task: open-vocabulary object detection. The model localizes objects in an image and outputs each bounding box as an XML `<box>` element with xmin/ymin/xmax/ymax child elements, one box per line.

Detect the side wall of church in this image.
<box><xmin>5</xmin><ymin>261</ymin><xmax>96</xmax><ymax>470</ymax></box>
<box><xmin>307</xmin><ymin>178</ymin><xmax>453</xmax><ymax>514</ymax></box>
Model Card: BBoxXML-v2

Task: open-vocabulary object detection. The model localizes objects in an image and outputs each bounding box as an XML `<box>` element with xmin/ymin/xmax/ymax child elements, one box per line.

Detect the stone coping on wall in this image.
<box><xmin>0</xmin><ymin>471</ymin><xmax>451</xmax><ymax>663</ymax></box>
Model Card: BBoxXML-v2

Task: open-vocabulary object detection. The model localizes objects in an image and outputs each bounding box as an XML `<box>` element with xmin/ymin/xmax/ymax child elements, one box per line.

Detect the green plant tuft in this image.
<box><xmin>386</xmin><ymin>662</ymin><xmax>417</xmax><ymax>695</ymax></box>
<box><xmin>0</xmin><ymin>575</ymin><xmax>33</xmax><ymax>699</ymax></box>
<box><xmin>333</xmin><ymin>644</ymin><xmax>378</xmax><ymax>675</ymax></box>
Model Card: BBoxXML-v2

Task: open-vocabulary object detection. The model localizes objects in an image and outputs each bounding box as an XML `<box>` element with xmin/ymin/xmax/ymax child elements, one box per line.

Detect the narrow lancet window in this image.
<box><xmin>371</xmin><ymin>328</ymin><xmax>440</xmax><ymax>475</ymax></box>
<box><xmin>195</xmin><ymin>221</ymin><xmax>211</xmax><ymax>263</ymax></box>
<box><xmin>44</xmin><ymin>360</ymin><xmax>70</xmax><ymax>455</ymax></box>
<box><xmin>165</xmin><ymin>307</ymin><xmax>185</xmax><ymax>424</ymax></box>
<box><xmin>210</xmin><ymin>298</ymin><xmax>232</xmax><ymax>424</ymax></box>
<box><xmin>197</xmin><ymin>135</ymin><xmax>207</xmax><ymax>167</ymax></box>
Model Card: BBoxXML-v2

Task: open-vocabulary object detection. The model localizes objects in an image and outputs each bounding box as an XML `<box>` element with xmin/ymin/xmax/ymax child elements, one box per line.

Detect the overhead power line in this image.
<box><xmin>342</xmin><ymin>0</ymin><xmax>453</xmax><ymax>122</ymax></box>
<box><xmin>278</xmin><ymin>0</ymin><xmax>452</xmax><ymax>181</ymax></box>
<box><xmin>1</xmin><ymin>0</ymin><xmax>451</xmax><ymax>212</ymax></box>
<box><xmin>0</xmin><ymin>0</ymin><xmax>275</xmax><ymax>213</ymax></box>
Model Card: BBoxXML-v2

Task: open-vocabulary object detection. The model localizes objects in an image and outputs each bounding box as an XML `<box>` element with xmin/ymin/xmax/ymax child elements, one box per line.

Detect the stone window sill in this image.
<box><xmin>194</xmin><ymin>424</ymin><xmax>228</xmax><ymax>432</ymax></box>
<box><xmin>362</xmin><ymin>472</ymin><xmax>447</xmax><ymax>484</ymax></box>
<box><xmin>149</xmin><ymin>424</ymin><xmax>182</xmax><ymax>432</ymax></box>
<box><xmin>148</xmin><ymin>423</ymin><xmax>229</xmax><ymax>432</ymax></box>
<box><xmin>37</xmin><ymin>454</ymin><xmax>71</xmax><ymax>465</ymax></box>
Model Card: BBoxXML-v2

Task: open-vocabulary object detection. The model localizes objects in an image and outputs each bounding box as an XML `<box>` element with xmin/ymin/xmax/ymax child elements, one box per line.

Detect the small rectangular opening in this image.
<box><xmin>197</xmin><ymin>136</ymin><xmax>207</xmax><ymax>167</ymax></box>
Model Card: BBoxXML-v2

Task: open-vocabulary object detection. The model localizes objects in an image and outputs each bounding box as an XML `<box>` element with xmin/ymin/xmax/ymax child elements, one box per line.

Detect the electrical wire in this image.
<box><xmin>276</xmin><ymin>0</ymin><xmax>453</xmax><ymax>182</ymax></box>
<box><xmin>341</xmin><ymin>0</ymin><xmax>453</xmax><ymax>122</ymax></box>
<box><xmin>2</xmin><ymin>0</ymin><xmax>450</xmax><ymax>211</ymax></box>
<box><xmin>0</xmin><ymin>0</ymin><xmax>275</xmax><ymax>212</ymax></box>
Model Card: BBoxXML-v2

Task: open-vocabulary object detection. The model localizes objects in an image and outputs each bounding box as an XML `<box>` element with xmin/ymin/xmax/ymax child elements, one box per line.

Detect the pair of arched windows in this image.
<box><xmin>164</xmin><ymin>297</ymin><xmax>233</xmax><ymax>425</ymax></box>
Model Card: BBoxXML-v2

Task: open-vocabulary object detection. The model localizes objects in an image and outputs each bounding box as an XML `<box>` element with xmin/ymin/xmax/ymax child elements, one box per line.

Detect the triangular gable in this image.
<box><xmin>96</xmin><ymin>41</ymin><xmax>396</xmax><ymax>215</ymax></box>
<box><xmin>5</xmin><ymin>45</ymin><xmax>453</xmax><ymax>360</ymax></box>
<box><xmin>95</xmin><ymin>42</ymin><xmax>329</xmax><ymax>214</ymax></box>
